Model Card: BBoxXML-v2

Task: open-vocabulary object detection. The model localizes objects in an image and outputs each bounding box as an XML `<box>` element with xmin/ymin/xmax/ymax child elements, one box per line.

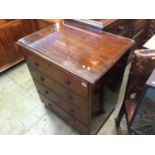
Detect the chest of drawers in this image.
<box><xmin>17</xmin><ymin>23</ymin><xmax>134</xmax><ymax>134</ymax></box>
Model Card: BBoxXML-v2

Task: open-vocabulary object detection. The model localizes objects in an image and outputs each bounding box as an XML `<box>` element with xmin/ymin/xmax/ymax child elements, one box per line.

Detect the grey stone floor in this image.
<box><xmin>0</xmin><ymin>62</ymin><xmax>128</xmax><ymax>135</ymax></box>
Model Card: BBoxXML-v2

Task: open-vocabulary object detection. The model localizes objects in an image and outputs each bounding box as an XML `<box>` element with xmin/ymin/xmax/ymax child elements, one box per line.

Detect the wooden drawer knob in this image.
<box><xmin>48</xmin><ymin>103</ymin><xmax>52</xmax><ymax>107</ymax></box>
<box><xmin>68</xmin><ymin>94</ymin><xmax>73</xmax><ymax>100</ymax></box>
<box><xmin>64</xmin><ymin>79</ymin><xmax>71</xmax><ymax>85</ymax></box>
<box><xmin>118</xmin><ymin>25</ymin><xmax>125</xmax><ymax>31</ymax></box>
<box><xmin>40</xmin><ymin>76</ymin><xmax>45</xmax><ymax>82</ymax></box>
<box><xmin>70</xmin><ymin>108</ymin><xmax>74</xmax><ymax>113</ymax></box>
<box><xmin>34</xmin><ymin>62</ymin><xmax>40</xmax><ymax>67</ymax></box>
<box><xmin>72</xmin><ymin>117</ymin><xmax>76</xmax><ymax>123</ymax></box>
<box><xmin>44</xmin><ymin>90</ymin><xmax>49</xmax><ymax>95</ymax></box>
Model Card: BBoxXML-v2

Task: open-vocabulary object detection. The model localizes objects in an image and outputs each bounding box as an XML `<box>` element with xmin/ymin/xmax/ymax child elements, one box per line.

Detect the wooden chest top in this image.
<box><xmin>64</xmin><ymin>19</ymin><xmax>117</xmax><ymax>30</ymax></box>
<box><xmin>17</xmin><ymin>23</ymin><xmax>135</xmax><ymax>84</ymax></box>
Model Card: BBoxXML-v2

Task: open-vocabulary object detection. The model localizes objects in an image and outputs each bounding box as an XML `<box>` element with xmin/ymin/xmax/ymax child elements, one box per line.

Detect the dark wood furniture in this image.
<box><xmin>17</xmin><ymin>23</ymin><xmax>134</xmax><ymax>134</ymax></box>
<box><xmin>1</xmin><ymin>19</ymin><xmax>153</xmax><ymax>134</ymax></box>
<box><xmin>64</xmin><ymin>19</ymin><xmax>117</xmax><ymax>31</ymax></box>
<box><xmin>65</xmin><ymin>19</ymin><xmax>151</xmax><ymax>48</ymax></box>
<box><xmin>129</xmin><ymin>69</ymin><xmax>155</xmax><ymax>135</ymax></box>
<box><xmin>34</xmin><ymin>19</ymin><xmax>62</xmax><ymax>30</ymax></box>
<box><xmin>0</xmin><ymin>19</ymin><xmax>56</xmax><ymax>73</ymax></box>
<box><xmin>0</xmin><ymin>19</ymin><xmax>151</xmax><ymax>74</ymax></box>
<box><xmin>115</xmin><ymin>49</ymin><xmax>155</xmax><ymax>135</ymax></box>
<box><xmin>0</xmin><ymin>19</ymin><xmax>36</xmax><ymax>72</ymax></box>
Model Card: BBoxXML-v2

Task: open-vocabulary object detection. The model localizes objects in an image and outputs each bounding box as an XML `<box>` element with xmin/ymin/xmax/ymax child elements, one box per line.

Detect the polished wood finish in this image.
<box><xmin>17</xmin><ymin>23</ymin><xmax>134</xmax><ymax>134</ymax></box>
<box><xmin>64</xmin><ymin>19</ymin><xmax>116</xmax><ymax>31</ymax></box>
<box><xmin>0</xmin><ymin>19</ymin><xmax>152</xmax><ymax>73</ymax></box>
<box><xmin>0</xmin><ymin>19</ymin><xmax>56</xmax><ymax>73</ymax></box>
<box><xmin>102</xmin><ymin>19</ymin><xmax>150</xmax><ymax>48</ymax></box>
<box><xmin>35</xmin><ymin>81</ymin><xmax>89</xmax><ymax>126</ymax></box>
<box><xmin>0</xmin><ymin>19</ymin><xmax>14</xmax><ymax>27</ymax></box>
<box><xmin>0</xmin><ymin>19</ymin><xmax>153</xmax><ymax>134</ymax></box>
<box><xmin>103</xmin><ymin>20</ymin><xmax>130</xmax><ymax>37</ymax></box>
<box><xmin>18</xmin><ymin>24</ymin><xmax>134</xmax><ymax>84</ymax></box>
<box><xmin>39</xmin><ymin>93</ymin><xmax>89</xmax><ymax>134</ymax></box>
<box><xmin>0</xmin><ymin>18</ymin><xmax>152</xmax><ymax>134</ymax></box>
<box><xmin>0</xmin><ymin>19</ymin><xmax>151</xmax><ymax>73</ymax></box>
<box><xmin>28</xmin><ymin>66</ymin><xmax>89</xmax><ymax>126</ymax></box>
<box><xmin>34</xmin><ymin>19</ymin><xmax>53</xmax><ymax>30</ymax></box>
<box><xmin>65</xmin><ymin>19</ymin><xmax>151</xmax><ymax>48</ymax></box>
<box><xmin>23</xmin><ymin>50</ymin><xmax>88</xmax><ymax>98</ymax></box>
<box><xmin>0</xmin><ymin>19</ymin><xmax>37</xmax><ymax>72</ymax></box>
<box><xmin>29</xmin><ymin>66</ymin><xmax>88</xmax><ymax>101</ymax></box>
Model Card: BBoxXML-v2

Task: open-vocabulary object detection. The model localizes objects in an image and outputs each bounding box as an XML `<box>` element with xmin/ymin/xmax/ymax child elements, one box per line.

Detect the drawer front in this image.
<box><xmin>129</xmin><ymin>20</ymin><xmax>148</xmax><ymax>39</ymax></box>
<box><xmin>131</xmin><ymin>20</ymin><xmax>148</xmax><ymax>33</ymax></box>
<box><xmin>35</xmin><ymin>81</ymin><xmax>89</xmax><ymax>125</ymax></box>
<box><xmin>132</xmin><ymin>29</ymin><xmax>146</xmax><ymax>47</ymax></box>
<box><xmin>103</xmin><ymin>20</ymin><xmax>130</xmax><ymax>37</ymax></box>
<box><xmin>23</xmin><ymin>49</ymin><xmax>88</xmax><ymax>99</ymax></box>
<box><xmin>29</xmin><ymin>65</ymin><xmax>88</xmax><ymax>109</ymax></box>
<box><xmin>39</xmin><ymin>93</ymin><xmax>89</xmax><ymax>134</ymax></box>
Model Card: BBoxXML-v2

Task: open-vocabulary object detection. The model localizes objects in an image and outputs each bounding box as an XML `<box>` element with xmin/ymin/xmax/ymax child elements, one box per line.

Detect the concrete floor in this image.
<box><xmin>0</xmin><ymin>62</ymin><xmax>128</xmax><ymax>135</ymax></box>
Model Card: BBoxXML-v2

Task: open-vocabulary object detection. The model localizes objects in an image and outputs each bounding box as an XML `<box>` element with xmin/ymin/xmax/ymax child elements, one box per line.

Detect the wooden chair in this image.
<box><xmin>115</xmin><ymin>49</ymin><xmax>155</xmax><ymax>135</ymax></box>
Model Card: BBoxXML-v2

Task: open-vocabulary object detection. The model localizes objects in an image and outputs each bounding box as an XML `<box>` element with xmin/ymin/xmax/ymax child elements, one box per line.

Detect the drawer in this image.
<box><xmin>39</xmin><ymin>93</ymin><xmax>89</xmax><ymax>134</ymax></box>
<box><xmin>132</xmin><ymin>29</ymin><xmax>146</xmax><ymax>47</ymax></box>
<box><xmin>29</xmin><ymin>66</ymin><xmax>88</xmax><ymax>111</ymax></box>
<box><xmin>103</xmin><ymin>20</ymin><xmax>130</xmax><ymax>37</ymax></box>
<box><xmin>35</xmin><ymin>81</ymin><xmax>89</xmax><ymax>125</ymax></box>
<box><xmin>23</xmin><ymin>49</ymin><xmax>88</xmax><ymax>99</ymax></box>
<box><xmin>131</xmin><ymin>20</ymin><xmax>148</xmax><ymax>33</ymax></box>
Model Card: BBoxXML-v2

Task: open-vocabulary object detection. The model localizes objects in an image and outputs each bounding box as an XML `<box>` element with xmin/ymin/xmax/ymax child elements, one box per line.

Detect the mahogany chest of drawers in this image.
<box><xmin>17</xmin><ymin>23</ymin><xmax>134</xmax><ymax>134</ymax></box>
